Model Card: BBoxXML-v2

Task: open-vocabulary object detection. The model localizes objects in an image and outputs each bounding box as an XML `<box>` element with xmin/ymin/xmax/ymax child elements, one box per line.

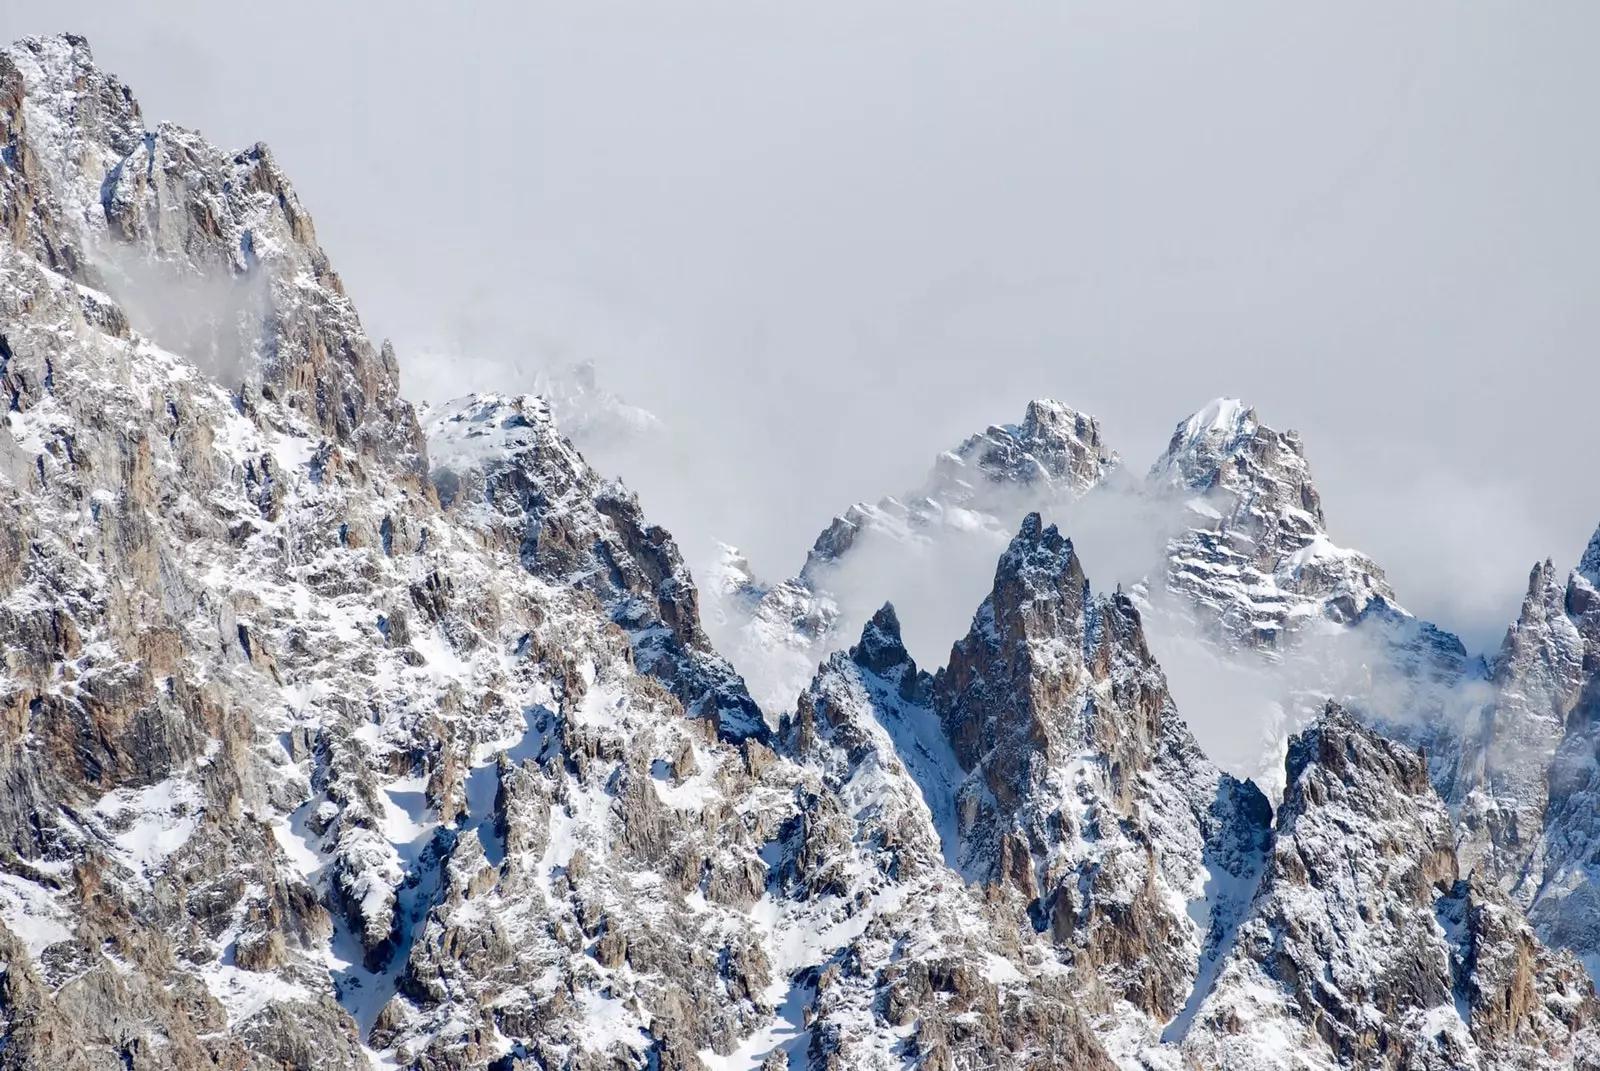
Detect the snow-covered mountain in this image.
<box><xmin>1148</xmin><ymin>397</ymin><xmax>1394</xmax><ymax>646</ymax></box>
<box><xmin>1467</xmin><ymin>527</ymin><xmax>1600</xmax><ymax>976</ymax></box>
<box><xmin>711</xmin><ymin>395</ymin><xmax>1481</xmax><ymax>788</ymax></box>
<box><xmin>1137</xmin><ymin>397</ymin><xmax>1489</xmax><ymax>794</ymax></box>
<box><xmin>1</xmin><ymin>31</ymin><xmax>1598</xmax><ymax>1071</ymax></box>
<box><xmin>708</xmin><ymin>399</ymin><xmax>1118</xmax><ymax>713</ymax></box>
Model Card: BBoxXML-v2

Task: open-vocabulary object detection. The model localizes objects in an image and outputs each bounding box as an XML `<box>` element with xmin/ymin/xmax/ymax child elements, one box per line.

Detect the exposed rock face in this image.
<box><xmin>0</xmin><ymin>30</ymin><xmax>440</xmax><ymax>1068</ymax></box>
<box><xmin>424</xmin><ymin>393</ymin><xmax>765</xmax><ymax>740</ymax></box>
<box><xmin>712</xmin><ymin>399</ymin><xmax>1117</xmax><ymax>714</ymax></box>
<box><xmin>930</xmin><ymin>514</ymin><xmax>1273</xmax><ymax>1030</ymax></box>
<box><xmin>1183</xmin><ymin>705</ymin><xmax>1600</xmax><ymax>1070</ymax></box>
<box><xmin>1507</xmin><ymin>529</ymin><xmax>1600</xmax><ymax>976</ymax></box>
<box><xmin>1533</xmin><ymin>670</ymin><xmax>1600</xmax><ymax>981</ymax></box>
<box><xmin>784</xmin><ymin>606</ymin><xmax>1116</xmax><ymax>1070</ymax></box>
<box><xmin>707</xmin><ymin>543</ymin><xmax>841</xmax><ymax>724</ymax></box>
<box><xmin>1453</xmin><ymin>559</ymin><xmax>1589</xmax><ymax>890</ymax></box>
<box><xmin>1148</xmin><ymin>398</ymin><xmax>1395</xmax><ymax>647</ymax></box>
<box><xmin>1</xmin><ymin>34</ymin><xmax>423</xmax><ymax>477</ymax></box>
<box><xmin>911</xmin><ymin>398</ymin><xmax>1118</xmax><ymax>523</ymax></box>
<box><xmin>1578</xmin><ymin>530</ymin><xmax>1600</xmax><ymax>590</ymax></box>
<box><xmin>789</xmin><ymin>603</ymin><xmax>948</xmax><ymax>877</ymax></box>
<box><xmin>1137</xmin><ymin>397</ymin><xmax>1499</xmax><ymax>804</ymax></box>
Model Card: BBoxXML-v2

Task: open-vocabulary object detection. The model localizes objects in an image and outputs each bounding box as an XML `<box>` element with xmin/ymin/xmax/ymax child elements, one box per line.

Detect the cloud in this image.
<box><xmin>97</xmin><ymin>244</ymin><xmax>270</xmax><ymax>385</ymax></box>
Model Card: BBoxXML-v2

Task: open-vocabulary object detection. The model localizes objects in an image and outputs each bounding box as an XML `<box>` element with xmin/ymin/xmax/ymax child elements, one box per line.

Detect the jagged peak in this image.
<box><xmin>1151</xmin><ymin>397</ymin><xmax>1312</xmax><ymax>486</ymax></box>
<box><xmin>788</xmin><ymin>398</ymin><xmax>1114</xmax><ymax>594</ymax></box>
<box><xmin>1150</xmin><ymin>396</ymin><xmax>1326</xmax><ymax>533</ymax></box>
<box><xmin>851</xmin><ymin>602</ymin><xmax>914</xmax><ymax>677</ymax></box>
<box><xmin>1176</xmin><ymin>396</ymin><xmax>1255</xmax><ymax>445</ymax></box>
<box><xmin>1507</xmin><ymin>556</ymin><xmax>1567</xmax><ymax>626</ymax></box>
<box><xmin>4</xmin><ymin>31</ymin><xmax>424</xmax><ymax>474</ymax></box>
<box><xmin>1488</xmin><ymin>554</ymin><xmax>1587</xmax><ymax>694</ymax></box>
<box><xmin>1284</xmin><ymin>701</ymin><xmax>1435</xmax><ymax>810</ymax></box>
<box><xmin>800</xmin><ymin>505</ymin><xmax>870</xmax><ymax>581</ymax></box>
<box><xmin>992</xmin><ymin>511</ymin><xmax>1084</xmax><ymax>600</ymax></box>
<box><xmin>1579</xmin><ymin>523</ymin><xmax>1600</xmax><ymax>587</ymax></box>
<box><xmin>1018</xmin><ymin>397</ymin><xmax>1107</xmax><ymax>448</ymax></box>
<box><xmin>1153</xmin><ymin>397</ymin><xmax>1256</xmax><ymax>472</ymax></box>
<box><xmin>935</xmin><ymin>397</ymin><xmax>1117</xmax><ymax>501</ymax></box>
<box><xmin>7</xmin><ymin>31</ymin><xmax>109</xmax><ymax>82</ymax></box>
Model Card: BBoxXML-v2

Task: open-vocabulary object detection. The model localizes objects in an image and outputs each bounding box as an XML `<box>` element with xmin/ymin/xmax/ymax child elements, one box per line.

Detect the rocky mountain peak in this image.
<box><xmin>0</xmin><ymin>35</ymin><xmax>144</xmax><ymax>277</ymax></box>
<box><xmin>931</xmin><ymin>397</ymin><xmax>1118</xmax><ymax>503</ymax></box>
<box><xmin>1492</xmin><ymin>558</ymin><xmax>1586</xmax><ymax>698</ymax></box>
<box><xmin>1153</xmin><ymin>397</ymin><xmax>1260</xmax><ymax>484</ymax></box>
<box><xmin>1149</xmin><ymin>398</ymin><xmax>1396</xmax><ymax>648</ymax></box>
<box><xmin>1185</xmin><ymin>702</ymin><xmax>1600</xmax><ymax>1067</ymax></box>
<box><xmin>1151</xmin><ymin>396</ymin><xmax>1322</xmax><ymax>527</ymax></box>
<box><xmin>1474</xmin><ymin>526</ymin><xmax>1600</xmax><ymax>975</ymax></box>
<box><xmin>933</xmin><ymin>513</ymin><xmax>1089</xmax><ymax>779</ymax></box>
<box><xmin>850</xmin><ymin>602</ymin><xmax>920</xmax><ymax>686</ymax></box>
<box><xmin>799</xmin><ymin>400</ymin><xmax>1113</xmax><ymax>584</ymax></box>
<box><xmin>799</xmin><ymin>504</ymin><xmax>872</xmax><ymax>581</ymax></box>
<box><xmin>1282</xmin><ymin>701</ymin><xmax>1440</xmax><ymax>818</ymax></box>
<box><xmin>987</xmin><ymin>511</ymin><xmax>1090</xmax><ymax>647</ymax></box>
<box><xmin>1580</xmin><ymin>524</ymin><xmax>1600</xmax><ymax>589</ymax></box>
<box><xmin>2</xmin><ymin>33</ymin><xmax>424</xmax><ymax>478</ymax></box>
<box><xmin>1450</xmin><ymin>556</ymin><xmax>1586</xmax><ymax>877</ymax></box>
<box><xmin>424</xmin><ymin>392</ymin><xmax>766</xmax><ymax>740</ymax></box>
<box><xmin>926</xmin><ymin>511</ymin><xmax>1213</xmax><ymax>833</ymax></box>
<box><xmin>923</xmin><ymin>514</ymin><xmax>1277</xmax><ymax>1035</ymax></box>
<box><xmin>917</xmin><ymin>397</ymin><xmax>1116</xmax><ymax>515</ymax></box>
<box><xmin>718</xmin><ymin>399</ymin><xmax>1120</xmax><ymax>716</ymax></box>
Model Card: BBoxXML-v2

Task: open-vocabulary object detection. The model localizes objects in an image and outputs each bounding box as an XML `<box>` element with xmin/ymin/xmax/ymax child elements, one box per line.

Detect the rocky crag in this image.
<box><xmin>710</xmin><ymin>399</ymin><xmax>1118</xmax><ymax>714</ymax></box>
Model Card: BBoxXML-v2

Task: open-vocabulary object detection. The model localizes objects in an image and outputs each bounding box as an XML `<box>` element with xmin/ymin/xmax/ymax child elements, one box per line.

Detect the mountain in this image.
<box><xmin>927</xmin><ymin>514</ymin><xmax>1273</xmax><ymax>1037</ymax></box>
<box><xmin>1139</xmin><ymin>398</ymin><xmax>1488</xmax><ymax>793</ymax></box>
<box><xmin>714</xmin><ymin>396</ymin><xmax>1481</xmax><ymax>791</ymax></box>
<box><xmin>0</xmin><ymin>30</ymin><xmax>1597</xmax><ymax>1071</ymax></box>
<box><xmin>1182</xmin><ymin>704</ymin><xmax>1600</xmax><ymax>1069</ymax></box>
<box><xmin>423</xmin><ymin>392</ymin><xmax>764</xmax><ymax>740</ymax></box>
<box><xmin>1469</xmin><ymin>527</ymin><xmax>1600</xmax><ymax>976</ymax></box>
<box><xmin>1147</xmin><ymin>397</ymin><xmax>1394</xmax><ymax>647</ymax></box>
<box><xmin>709</xmin><ymin>399</ymin><xmax>1118</xmax><ymax>713</ymax></box>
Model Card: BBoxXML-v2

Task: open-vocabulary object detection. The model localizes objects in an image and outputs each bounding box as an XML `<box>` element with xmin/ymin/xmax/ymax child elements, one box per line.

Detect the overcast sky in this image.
<box><xmin>8</xmin><ymin>1</ymin><xmax>1598</xmax><ymax>651</ymax></box>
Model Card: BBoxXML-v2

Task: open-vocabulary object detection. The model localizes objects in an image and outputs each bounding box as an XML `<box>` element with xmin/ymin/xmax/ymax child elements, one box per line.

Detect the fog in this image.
<box><xmin>97</xmin><ymin>246</ymin><xmax>271</xmax><ymax>385</ymax></box>
<box><xmin>9</xmin><ymin>1</ymin><xmax>1599</xmax><ymax>658</ymax></box>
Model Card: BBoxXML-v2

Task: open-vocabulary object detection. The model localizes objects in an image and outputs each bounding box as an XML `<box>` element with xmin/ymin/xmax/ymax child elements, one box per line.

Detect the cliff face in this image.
<box><xmin>1184</xmin><ymin>706</ymin><xmax>1600</xmax><ymax>1070</ymax></box>
<box><xmin>424</xmin><ymin>393</ymin><xmax>765</xmax><ymax>741</ymax></box>
<box><xmin>0</xmin><ymin>30</ymin><xmax>1597</xmax><ymax>1071</ymax></box>
<box><xmin>930</xmin><ymin>514</ymin><xmax>1274</xmax><ymax>1030</ymax></box>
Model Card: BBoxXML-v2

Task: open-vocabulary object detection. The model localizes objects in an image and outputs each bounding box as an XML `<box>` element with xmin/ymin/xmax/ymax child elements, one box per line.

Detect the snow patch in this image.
<box><xmin>93</xmin><ymin>775</ymin><xmax>205</xmax><ymax>878</ymax></box>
